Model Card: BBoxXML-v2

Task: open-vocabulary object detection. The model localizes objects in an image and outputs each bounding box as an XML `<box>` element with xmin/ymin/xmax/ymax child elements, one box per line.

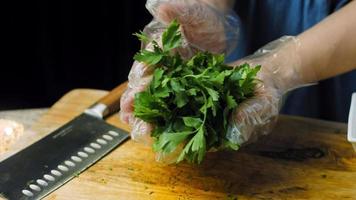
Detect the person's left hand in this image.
<box><xmin>226</xmin><ymin>36</ymin><xmax>310</xmax><ymax>146</ymax></box>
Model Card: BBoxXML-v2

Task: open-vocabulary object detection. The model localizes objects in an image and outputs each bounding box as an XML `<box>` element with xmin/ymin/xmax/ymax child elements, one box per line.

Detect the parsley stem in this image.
<box><xmin>183</xmin><ymin>67</ymin><xmax>210</xmax><ymax>79</ymax></box>
<box><xmin>198</xmin><ymin>91</ymin><xmax>208</xmax><ymax>132</ymax></box>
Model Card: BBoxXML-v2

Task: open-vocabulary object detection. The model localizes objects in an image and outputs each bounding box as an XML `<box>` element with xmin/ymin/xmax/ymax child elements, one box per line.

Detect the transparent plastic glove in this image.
<box><xmin>227</xmin><ymin>36</ymin><xmax>311</xmax><ymax>146</ymax></box>
<box><xmin>146</xmin><ymin>0</ymin><xmax>239</xmax><ymax>55</ymax></box>
<box><xmin>120</xmin><ymin>0</ymin><xmax>240</xmax><ymax>145</ymax></box>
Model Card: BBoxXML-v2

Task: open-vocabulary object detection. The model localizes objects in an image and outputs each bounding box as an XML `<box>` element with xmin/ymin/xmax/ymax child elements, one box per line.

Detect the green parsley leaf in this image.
<box><xmin>133</xmin><ymin>31</ymin><xmax>150</xmax><ymax>44</ymax></box>
<box><xmin>152</xmin><ymin>68</ymin><xmax>164</xmax><ymax>89</ymax></box>
<box><xmin>161</xmin><ymin>19</ymin><xmax>182</xmax><ymax>52</ymax></box>
<box><xmin>134</xmin><ymin>50</ymin><xmax>163</xmax><ymax>65</ymax></box>
<box><xmin>175</xmin><ymin>91</ymin><xmax>189</xmax><ymax>108</ymax></box>
<box><xmin>226</xmin><ymin>94</ymin><xmax>238</xmax><ymax>109</ymax></box>
<box><xmin>205</xmin><ymin>87</ymin><xmax>219</xmax><ymax>101</ymax></box>
<box><xmin>183</xmin><ymin>117</ymin><xmax>202</xmax><ymax>129</ymax></box>
<box><xmin>170</xmin><ymin>78</ymin><xmax>184</xmax><ymax>92</ymax></box>
<box><xmin>133</xmin><ymin>20</ymin><xmax>260</xmax><ymax>164</ymax></box>
<box><xmin>153</xmin><ymin>131</ymin><xmax>192</xmax><ymax>154</ymax></box>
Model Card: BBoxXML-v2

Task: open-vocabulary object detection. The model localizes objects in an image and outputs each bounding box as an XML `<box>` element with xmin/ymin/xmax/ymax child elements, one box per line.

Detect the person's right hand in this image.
<box><xmin>119</xmin><ymin>0</ymin><xmax>240</xmax><ymax>144</ymax></box>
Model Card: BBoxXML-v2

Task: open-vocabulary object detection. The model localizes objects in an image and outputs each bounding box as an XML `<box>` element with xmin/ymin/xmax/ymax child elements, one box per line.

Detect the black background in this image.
<box><xmin>1</xmin><ymin>1</ymin><xmax>354</xmax><ymax>123</ymax></box>
<box><xmin>2</xmin><ymin>1</ymin><xmax>151</xmax><ymax>109</ymax></box>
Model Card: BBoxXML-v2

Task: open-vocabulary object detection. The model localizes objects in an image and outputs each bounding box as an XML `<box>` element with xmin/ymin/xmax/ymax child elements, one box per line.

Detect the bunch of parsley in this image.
<box><xmin>133</xmin><ymin>20</ymin><xmax>260</xmax><ymax>164</ymax></box>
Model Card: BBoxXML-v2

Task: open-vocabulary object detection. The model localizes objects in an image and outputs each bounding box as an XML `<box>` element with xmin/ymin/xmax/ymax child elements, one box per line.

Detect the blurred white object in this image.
<box><xmin>0</xmin><ymin>109</ymin><xmax>47</xmax><ymax>162</ymax></box>
<box><xmin>0</xmin><ymin>119</ymin><xmax>24</xmax><ymax>154</ymax></box>
<box><xmin>347</xmin><ymin>93</ymin><xmax>356</xmax><ymax>151</ymax></box>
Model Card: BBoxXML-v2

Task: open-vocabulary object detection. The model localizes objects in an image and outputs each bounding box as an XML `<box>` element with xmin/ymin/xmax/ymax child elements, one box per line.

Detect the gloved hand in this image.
<box><xmin>120</xmin><ymin>0</ymin><xmax>240</xmax><ymax>144</ymax></box>
<box><xmin>226</xmin><ymin>36</ymin><xmax>312</xmax><ymax>146</ymax></box>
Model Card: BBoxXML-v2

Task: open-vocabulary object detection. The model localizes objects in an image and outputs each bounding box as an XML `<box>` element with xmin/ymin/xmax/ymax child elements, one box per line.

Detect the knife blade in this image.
<box><xmin>0</xmin><ymin>83</ymin><xmax>129</xmax><ymax>200</ymax></box>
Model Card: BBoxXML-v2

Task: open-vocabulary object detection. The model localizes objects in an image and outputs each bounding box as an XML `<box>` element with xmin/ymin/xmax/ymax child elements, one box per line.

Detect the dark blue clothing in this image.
<box><xmin>229</xmin><ymin>0</ymin><xmax>355</xmax><ymax>122</ymax></box>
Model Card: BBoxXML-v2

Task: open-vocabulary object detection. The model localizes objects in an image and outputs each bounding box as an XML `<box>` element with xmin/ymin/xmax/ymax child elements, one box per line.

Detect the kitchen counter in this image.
<box><xmin>0</xmin><ymin>87</ymin><xmax>354</xmax><ymax>200</ymax></box>
<box><xmin>33</xmin><ymin>88</ymin><xmax>356</xmax><ymax>200</ymax></box>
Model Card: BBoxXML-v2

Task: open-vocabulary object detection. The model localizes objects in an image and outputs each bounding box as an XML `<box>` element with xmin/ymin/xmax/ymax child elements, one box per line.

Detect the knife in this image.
<box><xmin>0</xmin><ymin>83</ymin><xmax>129</xmax><ymax>200</ymax></box>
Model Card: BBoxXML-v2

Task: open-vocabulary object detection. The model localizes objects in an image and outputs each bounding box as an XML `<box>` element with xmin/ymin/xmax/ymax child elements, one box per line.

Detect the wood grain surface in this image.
<box><xmin>29</xmin><ymin>86</ymin><xmax>356</xmax><ymax>200</ymax></box>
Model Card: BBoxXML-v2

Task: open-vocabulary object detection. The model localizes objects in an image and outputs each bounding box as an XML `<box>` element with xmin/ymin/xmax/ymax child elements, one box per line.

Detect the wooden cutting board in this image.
<box><xmin>29</xmin><ymin>85</ymin><xmax>356</xmax><ymax>200</ymax></box>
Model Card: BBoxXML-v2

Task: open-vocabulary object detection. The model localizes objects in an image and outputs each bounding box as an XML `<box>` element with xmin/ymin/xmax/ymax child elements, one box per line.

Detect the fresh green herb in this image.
<box><xmin>133</xmin><ymin>20</ymin><xmax>260</xmax><ymax>164</ymax></box>
<box><xmin>133</xmin><ymin>31</ymin><xmax>150</xmax><ymax>44</ymax></box>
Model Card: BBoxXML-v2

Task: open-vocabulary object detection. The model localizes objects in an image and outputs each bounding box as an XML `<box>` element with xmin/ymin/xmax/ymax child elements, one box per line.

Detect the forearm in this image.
<box><xmin>298</xmin><ymin>1</ymin><xmax>356</xmax><ymax>83</ymax></box>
